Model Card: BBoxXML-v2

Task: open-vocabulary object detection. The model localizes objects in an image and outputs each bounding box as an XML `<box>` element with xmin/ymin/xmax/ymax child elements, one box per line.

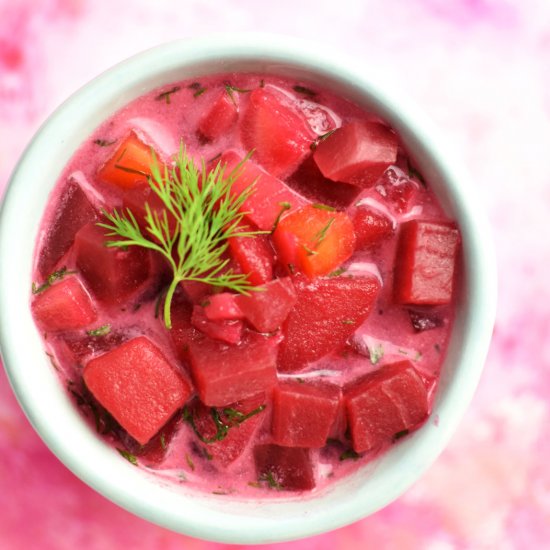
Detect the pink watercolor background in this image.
<box><xmin>1</xmin><ymin>0</ymin><xmax>549</xmax><ymax>548</ymax></box>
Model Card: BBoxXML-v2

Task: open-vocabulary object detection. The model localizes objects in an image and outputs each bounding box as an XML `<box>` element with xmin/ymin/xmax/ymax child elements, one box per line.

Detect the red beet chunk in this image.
<box><xmin>313</xmin><ymin>121</ymin><xmax>398</xmax><ymax>187</ymax></box>
<box><xmin>186</xmin><ymin>393</ymin><xmax>266</xmax><ymax>466</ymax></box>
<box><xmin>191</xmin><ymin>305</ymin><xmax>243</xmax><ymax>345</ymax></box>
<box><xmin>37</xmin><ymin>179</ymin><xmax>98</xmax><ymax>278</ymax></box>
<box><xmin>220</xmin><ymin>151</ymin><xmax>308</xmax><ymax>231</ymax></box>
<box><xmin>375</xmin><ymin>166</ymin><xmax>418</xmax><ymax>213</ymax></box>
<box><xmin>83</xmin><ymin>336</ymin><xmax>192</xmax><ymax>445</ymax></box>
<box><xmin>32</xmin><ymin>276</ymin><xmax>97</xmax><ymax>332</ymax></box>
<box><xmin>272</xmin><ymin>381</ymin><xmax>341</xmax><ymax>448</ymax></box>
<box><xmin>408</xmin><ymin>308</ymin><xmax>444</xmax><ymax>332</ymax></box>
<box><xmin>240</xmin><ymin>88</ymin><xmax>315</xmax><ymax>178</ymax></box>
<box><xmin>228</xmin><ymin>224</ymin><xmax>274</xmax><ymax>285</ymax></box>
<box><xmin>345</xmin><ymin>361</ymin><xmax>429</xmax><ymax>453</ymax></box>
<box><xmin>197</xmin><ymin>90</ymin><xmax>238</xmax><ymax>142</ymax></box>
<box><xmin>352</xmin><ymin>203</ymin><xmax>395</xmax><ymax>249</ymax></box>
<box><xmin>254</xmin><ymin>444</ymin><xmax>315</xmax><ymax>491</ymax></box>
<box><xmin>188</xmin><ymin>332</ymin><xmax>278</xmax><ymax>406</ymax></box>
<box><xmin>203</xmin><ymin>293</ymin><xmax>244</xmax><ymax>321</ymax></box>
<box><xmin>394</xmin><ymin>220</ymin><xmax>460</xmax><ymax>305</ymax></box>
<box><xmin>278</xmin><ymin>275</ymin><xmax>380</xmax><ymax>371</ymax></box>
<box><xmin>236</xmin><ymin>277</ymin><xmax>297</xmax><ymax>333</ymax></box>
<box><xmin>74</xmin><ymin>222</ymin><xmax>152</xmax><ymax>306</ymax></box>
<box><xmin>287</xmin><ymin>156</ymin><xmax>362</xmax><ymax>209</ymax></box>
<box><xmin>168</xmin><ymin>293</ymin><xmax>201</xmax><ymax>363</ymax></box>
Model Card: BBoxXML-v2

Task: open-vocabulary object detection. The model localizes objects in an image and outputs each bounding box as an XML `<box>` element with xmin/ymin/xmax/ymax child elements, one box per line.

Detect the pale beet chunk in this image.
<box><xmin>254</xmin><ymin>444</ymin><xmax>315</xmax><ymax>491</ymax></box>
<box><xmin>32</xmin><ymin>276</ymin><xmax>97</xmax><ymax>332</ymax></box>
<box><xmin>191</xmin><ymin>305</ymin><xmax>243</xmax><ymax>345</ymax></box>
<box><xmin>37</xmin><ymin>179</ymin><xmax>98</xmax><ymax>278</ymax></box>
<box><xmin>83</xmin><ymin>336</ymin><xmax>192</xmax><ymax>445</ymax></box>
<box><xmin>272</xmin><ymin>381</ymin><xmax>341</xmax><ymax>448</ymax></box>
<box><xmin>352</xmin><ymin>204</ymin><xmax>395</xmax><ymax>249</ymax></box>
<box><xmin>236</xmin><ymin>278</ymin><xmax>297</xmax><ymax>333</ymax></box>
<box><xmin>197</xmin><ymin>90</ymin><xmax>239</xmax><ymax>142</ymax></box>
<box><xmin>313</xmin><ymin>121</ymin><xmax>398</xmax><ymax>187</ymax></box>
<box><xmin>202</xmin><ymin>293</ymin><xmax>244</xmax><ymax>321</ymax></box>
<box><xmin>394</xmin><ymin>220</ymin><xmax>460</xmax><ymax>305</ymax></box>
<box><xmin>74</xmin><ymin>222</ymin><xmax>151</xmax><ymax>306</ymax></box>
<box><xmin>188</xmin><ymin>332</ymin><xmax>278</xmax><ymax>407</ymax></box>
<box><xmin>345</xmin><ymin>360</ymin><xmax>429</xmax><ymax>453</ymax></box>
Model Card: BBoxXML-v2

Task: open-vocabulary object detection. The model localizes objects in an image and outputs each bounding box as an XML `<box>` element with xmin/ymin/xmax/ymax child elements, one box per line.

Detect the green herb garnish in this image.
<box><xmin>193</xmin><ymin>87</ymin><xmax>207</xmax><ymax>98</ymax></box>
<box><xmin>160</xmin><ymin>433</ymin><xmax>166</xmax><ymax>450</ymax></box>
<box><xmin>224</xmin><ymin>83</ymin><xmax>251</xmax><ymax>106</ymax></box>
<box><xmin>45</xmin><ymin>352</ymin><xmax>59</xmax><ymax>372</ymax></box>
<box><xmin>259</xmin><ymin>471</ymin><xmax>282</xmax><ymax>490</ymax></box>
<box><xmin>407</xmin><ymin>159</ymin><xmax>427</xmax><ymax>187</ymax></box>
<box><xmin>32</xmin><ymin>266</ymin><xmax>76</xmax><ymax>294</ymax></box>
<box><xmin>393</xmin><ymin>429</ymin><xmax>409</xmax><ymax>441</ymax></box>
<box><xmin>368</xmin><ymin>344</ymin><xmax>384</xmax><ymax>365</ymax></box>
<box><xmin>310</xmin><ymin>129</ymin><xmax>336</xmax><ymax>151</ymax></box>
<box><xmin>313</xmin><ymin>217</ymin><xmax>335</xmax><ymax>246</ymax></box>
<box><xmin>312</xmin><ymin>203</ymin><xmax>335</xmax><ymax>211</ymax></box>
<box><xmin>185</xmin><ymin>453</ymin><xmax>195</xmax><ymax>471</ymax></box>
<box><xmin>271</xmin><ymin>201</ymin><xmax>292</xmax><ymax>232</ymax></box>
<box><xmin>87</xmin><ymin>324</ymin><xmax>111</xmax><ymax>337</ymax></box>
<box><xmin>341</xmin><ymin>319</ymin><xmax>355</xmax><ymax>325</ymax></box>
<box><xmin>98</xmin><ymin>145</ymin><xmax>263</xmax><ymax>329</ymax></box>
<box><xmin>117</xmin><ymin>448</ymin><xmax>138</xmax><ymax>466</ymax></box>
<box><xmin>155</xmin><ymin>86</ymin><xmax>181</xmax><ymax>104</ymax></box>
<box><xmin>328</xmin><ymin>267</ymin><xmax>346</xmax><ymax>277</ymax></box>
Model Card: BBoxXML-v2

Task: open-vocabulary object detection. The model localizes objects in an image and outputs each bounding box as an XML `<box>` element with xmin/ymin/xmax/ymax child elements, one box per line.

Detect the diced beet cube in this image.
<box><xmin>83</xmin><ymin>336</ymin><xmax>192</xmax><ymax>445</ymax></box>
<box><xmin>168</xmin><ymin>293</ymin><xmax>201</xmax><ymax>363</ymax></box>
<box><xmin>186</xmin><ymin>393</ymin><xmax>266</xmax><ymax>466</ymax></box>
<box><xmin>228</xmin><ymin>224</ymin><xmax>274</xmax><ymax>285</ymax></box>
<box><xmin>188</xmin><ymin>332</ymin><xmax>278</xmax><ymax>406</ymax></box>
<box><xmin>220</xmin><ymin>151</ymin><xmax>308</xmax><ymax>231</ymax></box>
<box><xmin>352</xmin><ymin>203</ymin><xmax>395</xmax><ymax>249</ymax></box>
<box><xmin>191</xmin><ymin>305</ymin><xmax>243</xmax><ymax>345</ymax></box>
<box><xmin>197</xmin><ymin>90</ymin><xmax>239</xmax><ymax>142</ymax></box>
<box><xmin>287</xmin><ymin>156</ymin><xmax>362</xmax><ymax>209</ymax></box>
<box><xmin>313</xmin><ymin>121</ymin><xmax>398</xmax><ymax>187</ymax></box>
<box><xmin>37</xmin><ymin>179</ymin><xmax>98</xmax><ymax>278</ymax></box>
<box><xmin>236</xmin><ymin>277</ymin><xmax>297</xmax><ymax>333</ymax></box>
<box><xmin>408</xmin><ymin>308</ymin><xmax>444</xmax><ymax>332</ymax></box>
<box><xmin>32</xmin><ymin>276</ymin><xmax>98</xmax><ymax>332</ymax></box>
<box><xmin>273</xmin><ymin>205</ymin><xmax>356</xmax><ymax>279</ymax></box>
<box><xmin>345</xmin><ymin>360</ymin><xmax>429</xmax><ymax>453</ymax></box>
<box><xmin>74</xmin><ymin>222</ymin><xmax>152</xmax><ymax>305</ymax></box>
<box><xmin>279</xmin><ymin>275</ymin><xmax>380</xmax><ymax>371</ymax></box>
<box><xmin>254</xmin><ymin>444</ymin><xmax>315</xmax><ymax>491</ymax></box>
<box><xmin>240</xmin><ymin>88</ymin><xmax>316</xmax><ymax>178</ymax></box>
<box><xmin>202</xmin><ymin>293</ymin><xmax>244</xmax><ymax>321</ymax></box>
<box><xmin>375</xmin><ymin>166</ymin><xmax>418</xmax><ymax>213</ymax></box>
<box><xmin>97</xmin><ymin>132</ymin><xmax>165</xmax><ymax>190</ymax></box>
<box><xmin>272</xmin><ymin>381</ymin><xmax>341</xmax><ymax>448</ymax></box>
<box><xmin>394</xmin><ymin>220</ymin><xmax>460</xmax><ymax>305</ymax></box>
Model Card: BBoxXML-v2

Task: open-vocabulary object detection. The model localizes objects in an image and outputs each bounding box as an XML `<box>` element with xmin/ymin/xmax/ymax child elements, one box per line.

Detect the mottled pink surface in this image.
<box><xmin>1</xmin><ymin>0</ymin><xmax>549</xmax><ymax>548</ymax></box>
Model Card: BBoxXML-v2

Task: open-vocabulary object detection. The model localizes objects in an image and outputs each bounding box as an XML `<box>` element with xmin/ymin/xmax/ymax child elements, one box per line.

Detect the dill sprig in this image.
<box><xmin>98</xmin><ymin>145</ymin><xmax>262</xmax><ymax>328</ymax></box>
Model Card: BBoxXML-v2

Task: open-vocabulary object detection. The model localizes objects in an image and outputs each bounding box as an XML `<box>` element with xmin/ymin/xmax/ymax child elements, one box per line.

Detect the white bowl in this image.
<box><xmin>0</xmin><ymin>34</ymin><xmax>497</xmax><ymax>543</ymax></box>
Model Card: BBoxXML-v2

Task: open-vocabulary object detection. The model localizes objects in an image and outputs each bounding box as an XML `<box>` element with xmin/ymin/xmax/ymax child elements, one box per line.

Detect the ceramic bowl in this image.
<box><xmin>0</xmin><ymin>34</ymin><xmax>497</xmax><ymax>543</ymax></box>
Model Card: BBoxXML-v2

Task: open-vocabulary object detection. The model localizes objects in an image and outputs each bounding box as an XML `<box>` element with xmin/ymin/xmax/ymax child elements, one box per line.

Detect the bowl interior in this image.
<box><xmin>0</xmin><ymin>35</ymin><xmax>496</xmax><ymax>544</ymax></box>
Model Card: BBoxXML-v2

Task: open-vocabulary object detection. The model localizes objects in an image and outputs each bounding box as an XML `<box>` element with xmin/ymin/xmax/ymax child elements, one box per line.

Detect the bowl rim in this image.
<box><xmin>0</xmin><ymin>32</ymin><xmax>497</xmax><ymax>543</ymax></box>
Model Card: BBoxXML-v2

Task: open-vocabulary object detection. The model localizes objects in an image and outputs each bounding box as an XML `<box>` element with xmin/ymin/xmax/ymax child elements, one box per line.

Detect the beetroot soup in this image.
<box><xmin>30</xmin><ymin>73</ymin><xmax>461</xmax><ymax>496</ymax></box>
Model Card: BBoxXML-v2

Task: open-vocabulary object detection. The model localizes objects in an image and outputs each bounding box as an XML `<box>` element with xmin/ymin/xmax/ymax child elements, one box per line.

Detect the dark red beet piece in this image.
<box><xmin>236</xmin><ymin>277</ymin><xmax>297</xmax><ymax>333</ymax></box>
<box><xmin>272</xmin><ymin>381</ymin><xmax>341</xmax><ymax>448</ymax></box>
<box><xmin>394</xmin><ymin>220</ymin><xmax>460</xmax><ymax>305</ymax></box>
<box><xmin>74</xmin><ymin>222</ymin><xmax>152</xmax><ymax>306</ymax></box>
<box><xmin>37</xmin><ymin>179</ymin><xmax>98</xmax><ymax>278</ymax></box>
<box><xmin>83</xmin><ymin>336</ymin><xmax>192</xmax><ymax>445</ymax></box>
<box><xmin>228</xmin><ymin>222</ymin><xmax>274</xmax><ymax>286</ymax></box>
<box><xmin>191</xmin><ymin>305</ymin><xmax>243</xmax><ymax>345</ymax></box>
<box><xmin>408</xmin><ymin>308</ymin><xmax>444</xmax><ymax>332</ymax></box>
<box><xmin>185</xmin><ymin>393</ymin><xmax>267</xmax><ymax>466</ymax></box>
<box><xmin>240</xmin><ymin>88</ymin><xmax>315</xmax><ymax>178</ymax></box>
<box><xmin>352</xmin><ymin>203</ymin><xmax>395</xmax><ymax>249</ymax></box>
<box><xmin>168</xmin><ymin>292</ymin><xmax>201</xmax><ymax>363</ymax></box>
<box><xmin>345</xmin><ymin>360</ymin><xmax>429</xmax><ymax>453</ymax></box>
<box><xmin>32</xmin><ymin>276</ymin><xmax>97</xmax><ymax>332</ymax></box>
<box><xmin>287</xmin><ymin>156</ymin><xmax>362</xmax><ymax>209</ymax></box>
<box><xmin>375</xmin><ymin>166</ymin><xmax>418</xmax><ymax>213</ymax></box>
<box><xmin>278</xmin><ymin>275</ymin><xmax>380</xmax><ymax>371</ymax></box>
<box><xmin>254</xmin><ymin>444</ymin><xmax>315</xmax><ymax>491</ymax></box>
<box><xmin>313</xmin><ymin>121</ymin><xmax>398</xmax><ymax>187</ymax></box>
<box><xmin>188</xmin><ymin>332</ymin><xmax>279</xmax><ymax>406</ymax></box>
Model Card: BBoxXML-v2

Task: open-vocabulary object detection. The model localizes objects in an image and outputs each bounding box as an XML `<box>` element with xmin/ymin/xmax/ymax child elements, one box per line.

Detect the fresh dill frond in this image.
<box><xmin>98</xmin><ymin>144</ymin><xmax>262</xmax><ymax>328</ymax></box>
